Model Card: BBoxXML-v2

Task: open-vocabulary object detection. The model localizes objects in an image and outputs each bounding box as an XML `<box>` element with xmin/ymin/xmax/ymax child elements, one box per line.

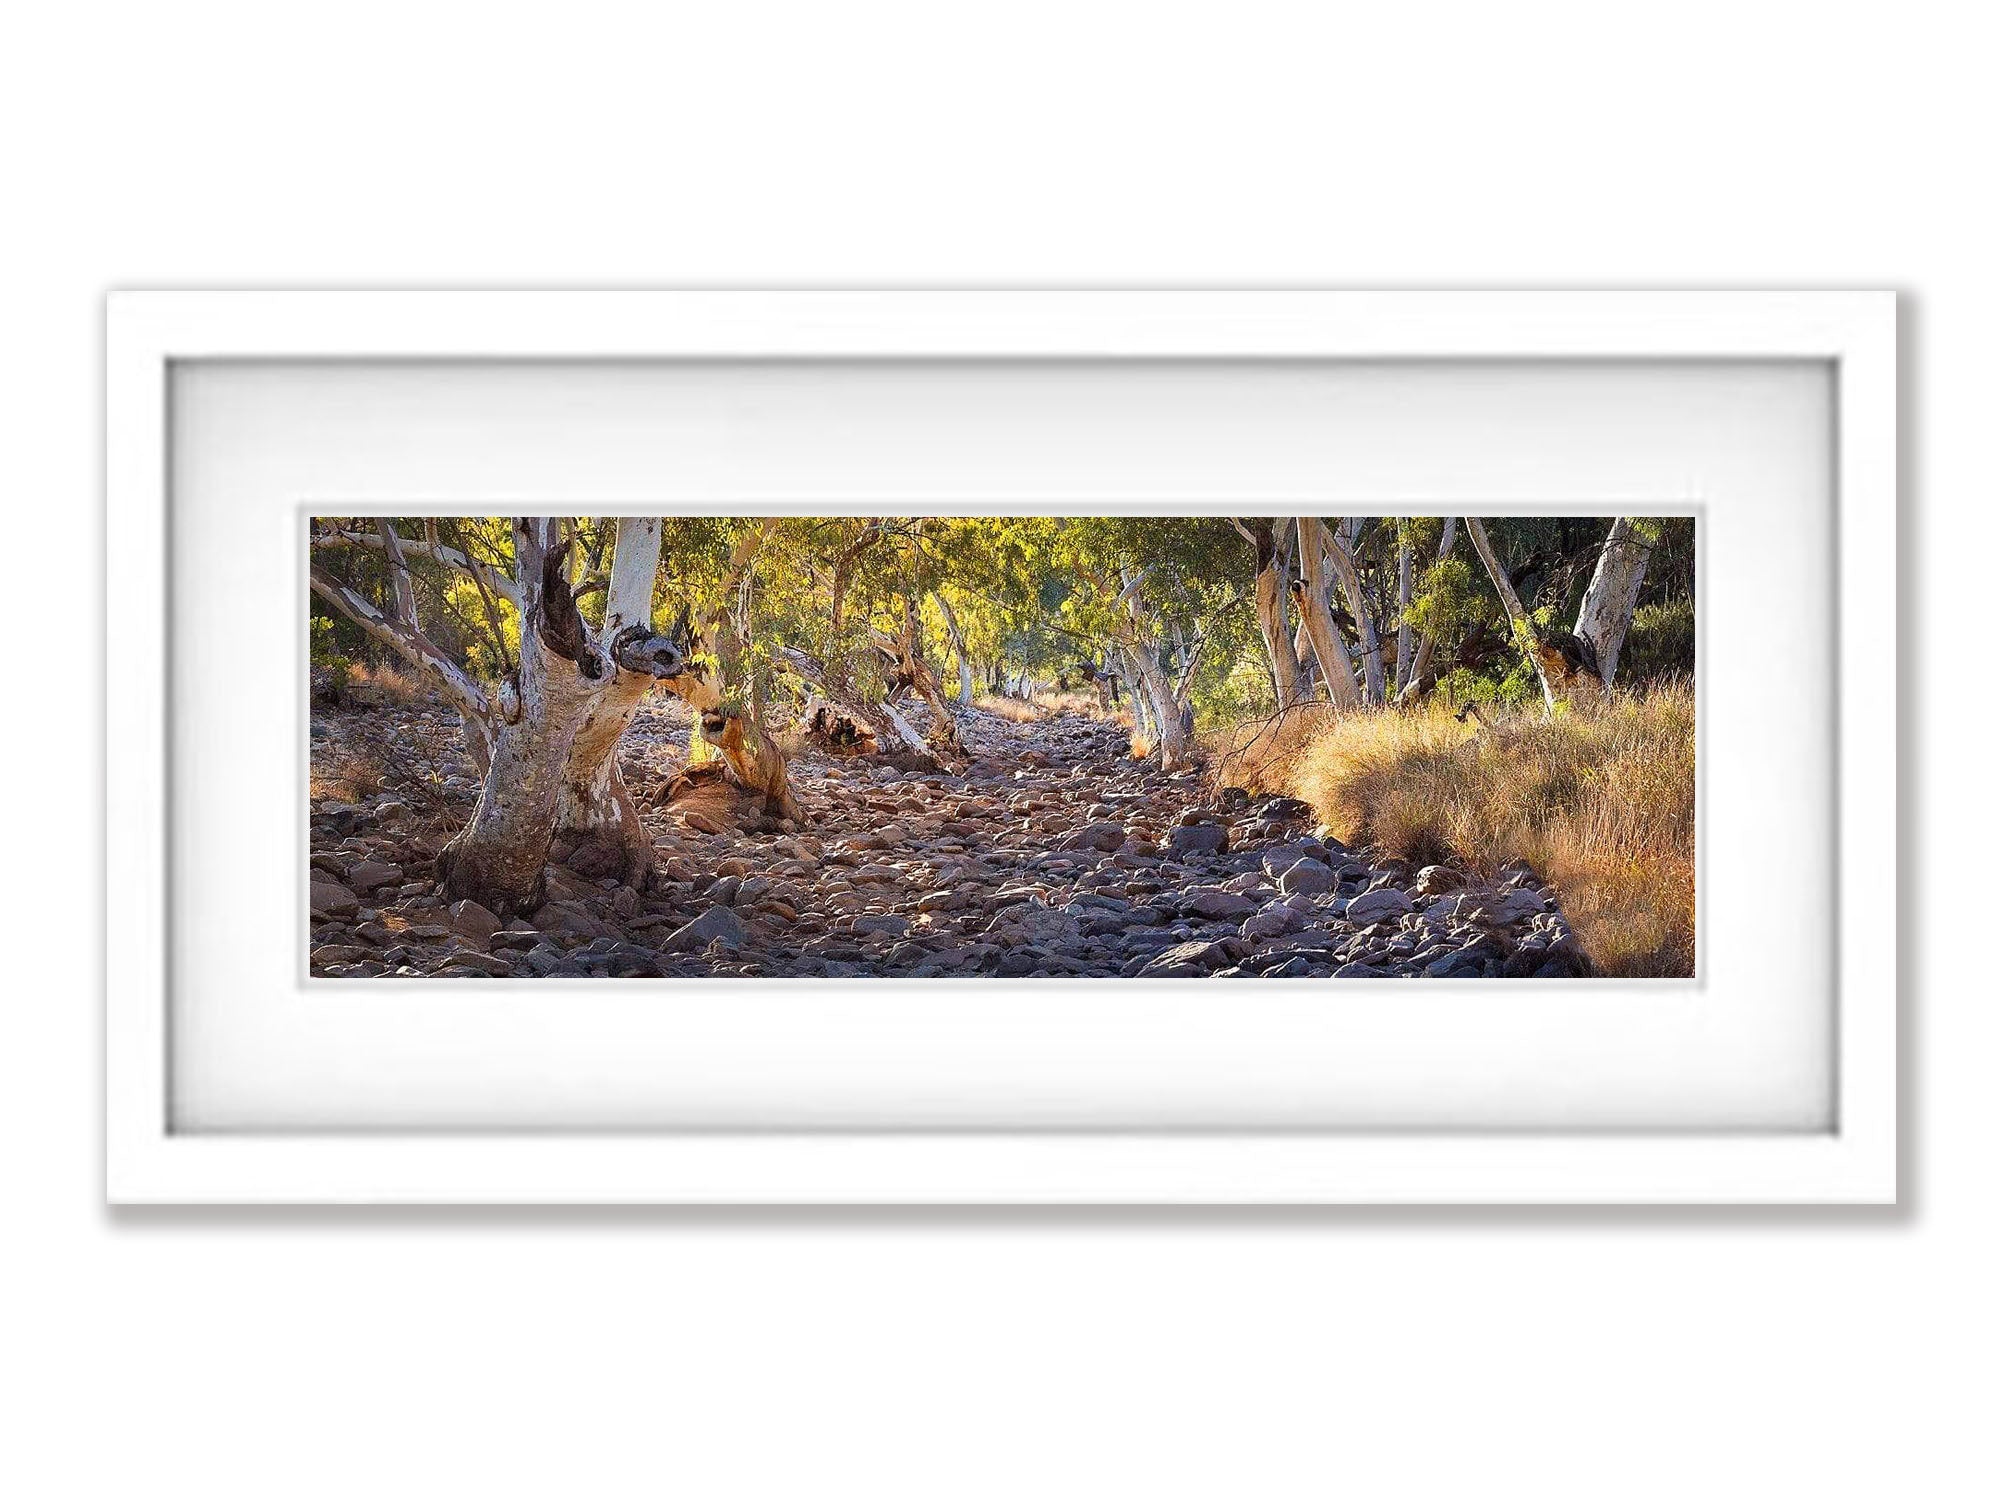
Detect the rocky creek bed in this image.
<box><xmin>308</xmin><ymin>696</ymin><xmax>1592</xmax><ymax>980</ymax></box>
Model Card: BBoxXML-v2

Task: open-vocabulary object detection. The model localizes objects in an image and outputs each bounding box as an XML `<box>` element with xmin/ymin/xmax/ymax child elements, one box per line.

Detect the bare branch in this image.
<box><xmin>374</xmin><ymin>518</ymin><xmax>419</xmax><ymax>626</ymax></box>
<box><xmin>309</xmin><ymin>563</ymin><xmax>491</xmax><ymax>725</ymax></box>
<box><xmin>312</xmin><ymin>522</ymin><xmax>521</xmax><ymax>607</ymax></box>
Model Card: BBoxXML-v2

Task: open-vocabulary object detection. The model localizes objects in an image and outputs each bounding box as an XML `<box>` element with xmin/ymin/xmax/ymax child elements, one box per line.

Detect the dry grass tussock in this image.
<box><xmin>975</xmin><ymin>693</ymin><xmax>1043</xmax><ymax>723</ymax></box>
<box><xmin>341</xmin><ymin>659</ymin><xmax>425</xmax><ymax>706</ymax></box>
<box><xmin>976</xmin><ymin>690</ymin><xmax>1132</xmax><ymax>726</ymax></box>
<box><xmin>1210</xmin><ymin>681</ymin><xmax>1696</xmax><ymax>977</ymax></box>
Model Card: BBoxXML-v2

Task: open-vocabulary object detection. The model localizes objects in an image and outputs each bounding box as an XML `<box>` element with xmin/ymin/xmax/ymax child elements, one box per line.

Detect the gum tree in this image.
<box><xmin>309</xmin><ymin>516</ymin><xmax>691</xmax><ymax>914</ymax></box>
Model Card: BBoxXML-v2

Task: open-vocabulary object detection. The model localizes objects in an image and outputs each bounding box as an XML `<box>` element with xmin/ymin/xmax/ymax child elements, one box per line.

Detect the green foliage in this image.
<box><xmin>307</xmin><ymin>513</ymin><xmax>1697</xmax><ymax>731</ymax></box>
<box><xmin>1622</xmin><ymin>597</ymin><xmax>1696</xmax><ymax>683</ymax></box>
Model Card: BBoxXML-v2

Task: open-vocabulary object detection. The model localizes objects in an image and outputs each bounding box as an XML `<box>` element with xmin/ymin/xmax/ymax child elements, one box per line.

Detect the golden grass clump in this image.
<box><xmin>343</xmin><ymin>659</ymin><xmax>424</xmax><ymax>706</ymax></box>
<box><xmin>1210</xmin><ymin>682</ymin><xmax>1695</xmax><ymax>978</ymax></box>
<box><xmin>975</xmin><ymin>693</ymin><xmax>1045</xmax><ymax>723</ymax></box>
<box><xmin>1030</xmin><ymin>688</ymin><xmax>1111</xmax><ymax>717</ymax></box>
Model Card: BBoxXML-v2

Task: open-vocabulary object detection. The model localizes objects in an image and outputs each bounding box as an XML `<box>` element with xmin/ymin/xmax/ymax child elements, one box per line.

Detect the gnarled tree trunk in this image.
<box><xmin>439</xmin><ymin>519</ymin><xmax>619</xmax><ymax>916</ymax></box>
<box><xmin>551</xmin><ymin>517</ymin><xmax>675</xmax><ymax>884</ymax></box>
<box><xmin>1106</xmin><ymin>568</ymin><xmax>1196</xmax><ymax>771</ymax></box>
<box><xmin>314</xmin><ymin>515</ymin><xmax>689</xmax><ymax>916</ymax></box>
<box><xmin>907</xmin><ymin>601</ymin><xmax>965</xmax><ymax>752</ymax></box>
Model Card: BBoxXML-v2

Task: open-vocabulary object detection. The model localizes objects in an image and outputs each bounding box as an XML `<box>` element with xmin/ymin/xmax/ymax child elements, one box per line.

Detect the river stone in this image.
<box><xmin>1241</xmin><ymin>903</ymin><xmax>1310</xmax><ymax>939</ymax></box>
<box><xmin>345</xmin><ymin>859</ymin><xmax>402</xmax><ymax>894</ymax></box>
<box><xmin>448</xmin><ymin>898</ymin><xmax>503</xmax><ymax>946</ymax></box>
<box><xmin>1276</xmin><ymin>859</ymin><xmax>1334</xmax><ymax>896</ymax></box>
<box><xmin>661</xmin><ymin>905</ymin><xmax>746</xmax><ymax>952</ymax></box>
<box><xmin>438</xmin><ymin>949</ymin><xmax>514</xmax><ymax>978</ymax></box>
<box><xmin>1168</xmin><ymin>823</ymin><xmax>1229</xmax><ymax>856</ymax></box>
<box><xmin>1412</xmin><ymin>864</ymin><xmax>1466</xmax><ymax>897</ymax></box>
<box><xmin>1137</xmin><ymin>939</ymin><xmax>1233</xmax><ymax>977</ymax></box>
<box><xmin>1064</xmin><ymin>821</ymin><xmax>1128</xmax><ymax>852</ymax></box>
<box><xmin>1345</xmin><ymin>888</ymin><xmax>1415</xmax><ymax>926</ymax></box>
<box><xmin>1185</xmin><ymin>888</ymin><xmax>1259</xmax><ymax>921</ymax></box>
<box><xmin>1258</xmin><ymin>795</ymin><xmax>1314</xmax><ymax>823</ymax></box>
<box><xmin>1262</xmin><ymin>955</ymin><xmax>1329</xmax><ymax>978</ymax></box>
<box><xmin>309</xmin><ymin>880</ymin><xmax>359</xmax><ymax>918</ymax></box>
<box><xmin>852</xmin><ymin>913</ymin><xmax>912</xmax><ymax>938</ymax></box>
<box><xmin>1488</xmin><ymin>888</ymin><xmax>1549</xmax><ymax>925</ymax></box>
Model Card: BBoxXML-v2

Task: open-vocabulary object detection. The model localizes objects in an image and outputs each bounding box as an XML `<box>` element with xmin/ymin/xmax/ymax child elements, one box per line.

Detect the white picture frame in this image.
<box><xmin>106</xmin><ymin>290</ymin><xmax>1896</xmax><ymax>1204</ymax></box>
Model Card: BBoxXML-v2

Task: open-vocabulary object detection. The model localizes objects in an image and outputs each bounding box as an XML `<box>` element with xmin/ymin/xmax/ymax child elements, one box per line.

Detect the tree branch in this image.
<box><xmin>312</xmin><ymin>522</ymin><xmax>521</xmax><ymax>607</ymax></box>
<box><xmin>309</xmin><ymin>563</ymin><xmax>491</xmax><ymax>725</ymax></box>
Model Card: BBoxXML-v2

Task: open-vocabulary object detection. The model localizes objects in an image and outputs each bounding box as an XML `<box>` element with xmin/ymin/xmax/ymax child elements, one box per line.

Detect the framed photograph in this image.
<box><xmin>106</xmin><ymin>290</ymin><xmax>1895</xmax><ymax>1203</ymax></box>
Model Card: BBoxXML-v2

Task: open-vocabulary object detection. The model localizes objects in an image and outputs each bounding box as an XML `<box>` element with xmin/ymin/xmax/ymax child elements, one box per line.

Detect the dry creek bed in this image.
<box><xmin>308</xmin><ymin>696</ymin><xmax>1592</xmax><ymax>981</ymax></box>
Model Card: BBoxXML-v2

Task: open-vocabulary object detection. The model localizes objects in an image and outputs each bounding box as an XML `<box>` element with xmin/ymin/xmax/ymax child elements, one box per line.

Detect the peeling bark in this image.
<box><xmin>439</xmin><ymin>519</ymin><xmax>617</xmax><ymax>916</ymax></box>
<box><xmin>1292</xmin><ymin>518</ymin><xmax>1361</xmax><ymax>707</ymax></box>
<box><xmin>550</xmin><ymin>518</ymin><xmax>676</xmax><ymax>884</ymax></box>
<box><xmin>1235</xmin><ymin>518</ymin><xmax>1307</xmax><ymax>709</ymax></box>
<box><xmin>1104</xmin><ymin>568</ymin><xmax>1195</xmax><ymax>770</ymax></box>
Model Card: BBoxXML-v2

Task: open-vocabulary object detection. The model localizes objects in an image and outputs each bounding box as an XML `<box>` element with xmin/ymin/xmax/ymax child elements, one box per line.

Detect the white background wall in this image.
<box><xmin>1</xmin><ymin>4</ymin><xmax>1986</xmax><ymax>1496</ymax></box>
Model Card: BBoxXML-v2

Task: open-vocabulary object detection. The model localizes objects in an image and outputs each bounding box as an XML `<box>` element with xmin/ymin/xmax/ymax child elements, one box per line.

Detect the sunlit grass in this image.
<box><xmin>1209</xmin><ymin>681</ymin><xmax>1696</xmax><ymax>977</ymax></box>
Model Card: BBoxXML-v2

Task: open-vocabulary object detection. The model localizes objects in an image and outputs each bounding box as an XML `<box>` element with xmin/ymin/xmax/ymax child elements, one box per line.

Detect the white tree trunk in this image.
<box><xmin>553</xmin><ymin>517</ymin><xmax>668</xmax><ymax>884</ymax></box>
<box><xmin>1397</xmin><ymin>517</ymin><xmax>1457</xmax><ymax>703</ymax></box>
<box><xmin>1394</xmin><ymin>531</ymin><xmax>1413</xmax><ymax>691</ymax></box>
<box><xmin>1462</xmin><ymin>516</ymin><xmax>1558</xmax><ymax>716</ymax></box>
<box><xmin>1292</xmin><ymin>518</ymin><xmax>1361</xmax><ymax>707</ymax></box>
<box><xmin>1122</xmin><ymin>644</ymin><xmax>1192</xmax><ymax>770</ymax></box>
<box><xmin>933</xmin><ymin>592</ymin><xmax>977</xmax><ymax>705</ymax></box>
<box><xmin>440</xmin><ymin>518</ymin><xmax>618</xmax><ymax>916</ymax></box>
<box><xmin>1324</xmin><ymin>519</ymin><xmax>1386</xmax><ymax>704</ymax></box>
<box><xmin>1119</xmin><ymin>645</ymin><xmax>1157</xmax><ymax>747</ymax></box>
<box><xmin>780</xmin><ymin>645</ymin><xmax>933</xmax><ymax>764</ymax></box>
<box><xmin>1573</xmin><ymin>516</ymin><xmax>1653</xmax><ymax>687</ymax></box>
<box><xmin>1111</xmin><ymin>571</ymin><xmax>1196</xmax><ymax>770</ymax></box>
<box><xmin>313</xmin><ymin>516</ymin><xmax>689</xmax><ymax>913</ymax></box>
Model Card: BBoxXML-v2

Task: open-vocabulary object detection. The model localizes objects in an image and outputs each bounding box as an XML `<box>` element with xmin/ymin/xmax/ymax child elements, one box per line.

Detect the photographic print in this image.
<box><xmin>307</xmin><ymin>515</ymin><xmax>1695</xmax><ymax>981</ymax></box>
